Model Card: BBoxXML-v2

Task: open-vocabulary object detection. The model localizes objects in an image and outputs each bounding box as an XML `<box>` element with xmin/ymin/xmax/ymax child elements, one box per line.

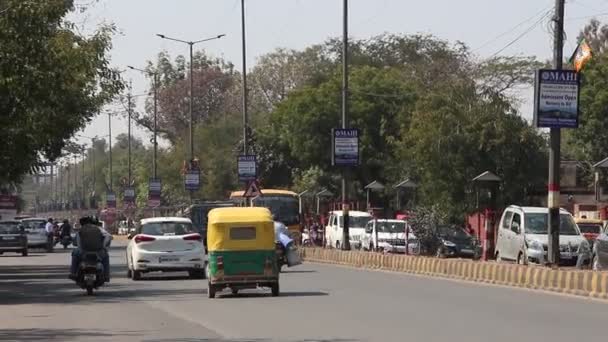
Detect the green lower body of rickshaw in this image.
<box><xmin>207</xmin><ymin>250</ymin><xmax>278</xmax><ymax>282</ymax></box>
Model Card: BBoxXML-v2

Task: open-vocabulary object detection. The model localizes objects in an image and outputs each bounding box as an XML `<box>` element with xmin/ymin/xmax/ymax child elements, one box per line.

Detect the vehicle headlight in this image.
<box><xmin>526</xmin><ymin>239</ymin><xmax>544</xmax><ymax>251</ymax></box>
<box><xmin>579</xmin><ymin>240</ymin><xmax>591</xmax><ymax>253</ymax></box>
<box><xmin>443</xmin><ymin>240</ymin><xmax>456</xmax><ymax>247</ymax></box>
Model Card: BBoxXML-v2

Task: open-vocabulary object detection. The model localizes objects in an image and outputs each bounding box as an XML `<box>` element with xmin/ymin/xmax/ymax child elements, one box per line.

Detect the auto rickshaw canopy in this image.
<box><xmin>207</xmin><ymin>207</ymin><xmax>275</xmax><ymax>251</ymax></box>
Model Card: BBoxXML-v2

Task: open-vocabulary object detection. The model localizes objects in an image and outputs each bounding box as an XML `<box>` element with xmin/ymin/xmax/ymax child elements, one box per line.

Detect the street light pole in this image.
<box><xmin>241</xmin><ymin>0</ymin><xmax>248</xmax><ymax>155</ymax></box>
<box><xmin>108</xmin><ymin>112</ymin><xmax>113</xmax><ymax>191</ymax></box>
<box><xmin>189</xmin><ymin>42</ymin><xmax>194</xmax><ymax>161</ymax></box>
<box><xmin>127</xmin><ymin>82</ymin><xmax>133</xmax><ymax>186</ymax></box>
<box><xmin>341</xmin><ymin>0</ymin><xmax>351</xmax><ymax>251</ymax></box>
<box><xmin>155</xmin><ymin>33</ymin><xmax>226</xmax><ymax>162</ymax></box>
<box><xmin>128</xmin><ymin>66</ymin><xmax>159</xmax><ymax>178</ymax></box>
<box><xmin>547</xmin><ymin>0</ymin><xmax>565</xmax><ymax>266</ymax></box>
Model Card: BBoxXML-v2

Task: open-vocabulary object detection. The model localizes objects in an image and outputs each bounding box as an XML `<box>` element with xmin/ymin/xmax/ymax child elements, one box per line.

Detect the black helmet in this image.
<box><xmin>79</xmin><ymin>216</ymin><xmax>100</xmax><ymax>226</ymax></box>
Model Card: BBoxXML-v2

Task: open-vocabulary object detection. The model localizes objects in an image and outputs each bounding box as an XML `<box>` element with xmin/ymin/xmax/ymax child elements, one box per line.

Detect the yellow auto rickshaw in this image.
<box><xmin>206</xmin><ymin>207</ymin><xmax>279</xmax><ymax>298</ymax></box>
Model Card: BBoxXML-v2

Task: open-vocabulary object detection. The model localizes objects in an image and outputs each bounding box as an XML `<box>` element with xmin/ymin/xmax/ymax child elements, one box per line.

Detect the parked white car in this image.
<box><xmin>495</xmin><ymin>206</ymin><xmax>591</xmax><ymax>266</ymax></box>
<box><xmin>20</xmin><ymin>218</ymin><xmax>48</xmax><ymax>248</ymax></box>
<box><xmin>325</xmin><ymin>210</ymin><xmax>372</xmax><ymax>249</ymax></box>
<box><xmin>360</xmin><ymin>219</ymin><xmax>418</xmax><ymax>253</ymax></box>
<box><xmin>126</xmin><ymin>217</ymin><xmax>206</xmax><ymax>280</ymax></box>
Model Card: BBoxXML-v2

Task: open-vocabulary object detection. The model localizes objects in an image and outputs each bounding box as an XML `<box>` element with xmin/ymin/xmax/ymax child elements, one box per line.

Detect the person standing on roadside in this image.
<box><xmin>45</xmin><ymin>218</ymin><xmax>55</xmax><ymax>252</ymax></box>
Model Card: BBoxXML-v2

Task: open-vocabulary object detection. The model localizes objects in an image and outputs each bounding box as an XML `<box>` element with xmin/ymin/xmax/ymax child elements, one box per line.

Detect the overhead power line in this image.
<box><xmin>489</xmin><ymin>9</ymin><xmax>554</xmax><ymax>58</ymax></box>
<box><xmin>473</xmin><ymin>2</ymin><xmax>554</xmax><ymax>52</ymax></box>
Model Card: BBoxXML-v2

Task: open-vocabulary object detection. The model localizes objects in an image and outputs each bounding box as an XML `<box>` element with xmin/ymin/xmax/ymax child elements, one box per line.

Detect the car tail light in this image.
<box><xmin>583</xmin><ymin>233</ymin><xmax>597</xmax><ymax>240</ymax></box>
<box><xmin>183</xmin><ymin>233</ymin><xmax>202</xmax><ymax>242</ymax></box>
<box><xmin>134</xmin><ymin>235</ymin><xmax>156</xmax><ymax>244</ymax></box>
<box><xmin>217</xmin><ymin>255</ymin><xmax>224</xmax><ymax>270</ymax></box>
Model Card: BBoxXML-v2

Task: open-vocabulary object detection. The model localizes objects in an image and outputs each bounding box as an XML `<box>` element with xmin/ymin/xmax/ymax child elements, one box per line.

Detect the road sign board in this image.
<box><xmin>238</xmin><ymin>155</ymin><xmax>257</xmax><ymax>182</ymax></box>
<box><xmin>106</xmin><ymin>192</ymin><xmax>116</xmax><ymax>209</ymax></box>
<box><xmin>184</xmin><ymin>170</ymin><xmax>200</xmax><ymax>191</ymax></box>
<box><xmin>124</xmin><ymin>187</ymin><xmax>136</xmax><ymax>203</ymax></box>
<box><xmin>534</xmin><ymin>69</ymin><xmax>580</xmax><ymax>128</ymax></box>
<box><xmin>332</xmin><ymin>128</ymin><xmax>360</xmax><ymax>166</ymax></box>
<box><xmin>244</xmin><ymin>181</ymin><xmax>263</xmax><ymax>198</ymax></box>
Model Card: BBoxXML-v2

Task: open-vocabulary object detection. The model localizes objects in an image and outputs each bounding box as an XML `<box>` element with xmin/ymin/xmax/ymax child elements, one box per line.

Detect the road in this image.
<box><xmin>0</xmin><ymin>241</ymin><xmax>606</xmax><ymax>342</ymax></box>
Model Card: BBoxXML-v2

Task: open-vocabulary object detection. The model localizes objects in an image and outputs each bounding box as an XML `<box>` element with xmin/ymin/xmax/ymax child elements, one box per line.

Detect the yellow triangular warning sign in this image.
<box><xmin>244</xmin><ymin>181</ymin><xmax>262</xmax><ymax>198</ymax></box>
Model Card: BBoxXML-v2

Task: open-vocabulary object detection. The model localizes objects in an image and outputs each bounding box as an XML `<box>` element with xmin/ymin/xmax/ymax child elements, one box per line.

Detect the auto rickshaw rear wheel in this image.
<box><xmin>207</xmin><ymin>283</ymin><xmax>216</xmax><ymax>298</ymax></box>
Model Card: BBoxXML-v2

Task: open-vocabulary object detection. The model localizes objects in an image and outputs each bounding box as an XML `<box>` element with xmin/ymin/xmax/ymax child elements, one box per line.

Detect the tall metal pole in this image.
<box><xmin>81</xmin><ymin>150</ymin><xmax>85</xmax><ymax>208</ymax></box>
<box><xmin>547</xmin><ymin>0</ymin><xmax>565</xmax><ymax>266</ymax></box>
<box><xmin>341</xmin><ymin>0</ymin><xmax>350</xmax><ymax>250</ymax></box>
<box><xmin>108</xmin><ymin>113</ymin><xmax>113</xmax><ymax>191</ymax></box>
<box><xmin>241</xmin><ymin>0</ymin><xmax>249</xmax><ymax>155</ymax></box>
<box><xmin>73</xmin><ymin>154</ymin><xmax>77</xmax><ymax>209</ymax></box>
<box><xmin>153</xmin><ymin>73</ymin><xmax>158</xmax><ymax>179</ymax></box>
<box><xmin>127</xmin><ymin>83</ymin><xmax>132</xmax><ymax>186</ymax></box>
<box><xmin>189</xmin><ymin>43</ymin><xmax>194</xmax><ymax>161</ymax></box>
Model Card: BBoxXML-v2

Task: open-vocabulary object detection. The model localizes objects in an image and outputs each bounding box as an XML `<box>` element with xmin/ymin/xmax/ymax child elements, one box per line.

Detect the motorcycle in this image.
<box><xmin>59</xmin><ymin>235</ymin><xmax>72</xmax><ymax>249</ymax></box>
<box><xmin>76</xmin><ymin>251</ymin><xmax>106</xmax><ymax>295</ymax></box>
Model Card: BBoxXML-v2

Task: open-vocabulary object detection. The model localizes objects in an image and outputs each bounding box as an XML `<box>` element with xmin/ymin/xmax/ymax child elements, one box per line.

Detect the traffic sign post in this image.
<box><xmin>148</xmin><ymin>178</ymin><xmax>162</xmax><ymax>208</ymax></box>
<box><xmin>332</xmin><ymin>128</ymin><xmax>360</xmax><ymax>167</ymax></box>
<box><xmin>244</xmin><ymin>180</ymin><xmax>262</xmax><ymax>198</ymax></box>
<box><xmin>124</xmin><ymin>187</ymin><xmax>136</xmax><ymax>204</ymax></box>
<box><xmin>106</xmin><ymin>192</ymin><xmax>116</xmax><ymax>209</ymax></box>
<box><xmin>238</xmin><ymin>155</ymin><xmax>257</xmax><ymax>182</ymax></box>
<box><xmin>184</xmin><ymin>170</ymin><xmax>200</xmax><ymax>192</ymax></box>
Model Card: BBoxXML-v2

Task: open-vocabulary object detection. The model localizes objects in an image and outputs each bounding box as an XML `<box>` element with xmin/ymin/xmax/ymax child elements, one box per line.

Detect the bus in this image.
<box><xmin>180</xmin><ymin>201</ymin><xmax>235</xmax><ymax>246</ymax></box>
<box><xmin>229</xmin><ymin>189</ymin><xmax>301</xmax><ymax>242</ymax></box>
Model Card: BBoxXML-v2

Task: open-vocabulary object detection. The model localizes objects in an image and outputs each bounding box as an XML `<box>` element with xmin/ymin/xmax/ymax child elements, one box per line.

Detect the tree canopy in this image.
<box><xmin>0</xmin><ymin>0</ymin><xmax>123</xmax><ymax>187</ymax></box>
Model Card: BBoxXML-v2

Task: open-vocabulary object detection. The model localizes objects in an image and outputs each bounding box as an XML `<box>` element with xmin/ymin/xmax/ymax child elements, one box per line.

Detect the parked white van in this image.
<box><xmin>495</xmin><ymin>206</ymin><xmax>591</xmax><ymax>266</ymax></box>
<box><xmin>325</xmin><ymin>210</ymin><xmax>372</xmax><ymax>249</ymax></box>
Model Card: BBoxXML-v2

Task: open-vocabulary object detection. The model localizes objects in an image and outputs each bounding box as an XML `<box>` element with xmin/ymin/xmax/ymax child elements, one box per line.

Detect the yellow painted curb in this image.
<box><xmin>300</xmin><ymin>248</ymin><xmax>608</xmax><ymax>300</ymax></box>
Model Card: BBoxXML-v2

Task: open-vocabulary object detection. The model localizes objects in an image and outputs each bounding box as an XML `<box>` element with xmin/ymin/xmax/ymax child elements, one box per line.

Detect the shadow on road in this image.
<box><xmin>218</xmin><ymin>291</ymin><xmax>328</xmax><ymax>299</ymax></box>
<box><xmin>281</xmin><ymin>270</ymin><xmax>317</xmax><ymax>274</ymax></box>
<box><xmin>0</xmin><ymin>263</ymin><xmax>207</xmax><ymax>305</ymax></box>
<box><xmin>143</xmin><ymin>339</ymin><xmax>358</xmax><ymax>342</ymax></box>
<box><xmin>0</xmin><ymin>328</ymin><xmax>142</xmax><ymax>341</ymax></box>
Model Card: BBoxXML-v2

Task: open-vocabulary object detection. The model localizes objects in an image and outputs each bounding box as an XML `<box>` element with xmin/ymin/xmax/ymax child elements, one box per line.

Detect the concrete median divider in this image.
<box><xmin>299</xmin><ymin>248</ymin><xmax>608</xmax><ymax>300</ymax></box>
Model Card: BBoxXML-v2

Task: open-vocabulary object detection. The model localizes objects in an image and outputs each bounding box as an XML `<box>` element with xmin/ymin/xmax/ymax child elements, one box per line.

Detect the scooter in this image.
<box><xmin>76</xmin><ymin>252</ymin><xmax>106</xmax><ymax>295</ymax></box>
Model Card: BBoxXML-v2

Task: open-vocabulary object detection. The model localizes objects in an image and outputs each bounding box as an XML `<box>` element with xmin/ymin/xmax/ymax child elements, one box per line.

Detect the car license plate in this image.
<box><xmin>461</xmin><ymin>249</ymin><xmax>473</xmax><ymax>253</ymax></box>
<box><xmin>560</xmin><ymin>253</ymin><xmax>573</xmax><ymax>259</ymax></box>
<box><xmin>2</xmin><ymin>236</ymin><xmax>16</xmax><ymax>240</ymax></box>
<box><xmin>84</xmin><ymin>274</ymin><xmax>96</xmax><ymax>281</ymax></box>
<box><xmin>159</xmin><ymin>256</ymin><xmax>179</xmax><ymax>263</ymax></box>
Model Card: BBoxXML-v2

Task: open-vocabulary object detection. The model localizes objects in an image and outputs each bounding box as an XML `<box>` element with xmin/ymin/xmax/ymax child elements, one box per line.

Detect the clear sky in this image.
<box><xmin>74</xmin><ymin>0</ymin><xmax>608</xmax><ymax>147</ymax></box>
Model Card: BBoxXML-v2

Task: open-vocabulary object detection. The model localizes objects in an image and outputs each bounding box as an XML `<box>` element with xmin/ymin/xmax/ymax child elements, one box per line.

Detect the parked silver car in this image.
<box><xmin>591</xmin><ymin>225</ymin><xmax>608</xmax><ymax>271</ymax></box>
<box><xmin>495</xmin><ymin>206</ymin><xmax>591</xmax><ymax>266</ymax></box>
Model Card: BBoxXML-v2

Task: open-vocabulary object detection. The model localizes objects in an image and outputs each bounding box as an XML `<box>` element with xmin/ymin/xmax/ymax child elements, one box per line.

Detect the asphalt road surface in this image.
<box><xmin>0</xmin><ymin>241</ymin><xmax>606</xmax><ymax>342</ymax></box>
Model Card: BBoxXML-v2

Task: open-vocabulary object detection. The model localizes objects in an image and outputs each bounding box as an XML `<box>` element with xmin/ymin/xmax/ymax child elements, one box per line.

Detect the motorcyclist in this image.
<box><xmin>60</xmin><ymin>219</ymin><xmax>72</xmax><ymax>238</ymax></box>
<box><xmin>69</xmin><ymin>216</ymin><xmax>112</xmax><ymax>282</ymax></box>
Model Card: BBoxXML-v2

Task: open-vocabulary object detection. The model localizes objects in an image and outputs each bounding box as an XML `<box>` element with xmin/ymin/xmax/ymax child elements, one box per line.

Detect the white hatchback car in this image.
<box><xmin>126</xmin><ymin>217</ymin><xmax>206</xmax><ymax>280</ymax></box>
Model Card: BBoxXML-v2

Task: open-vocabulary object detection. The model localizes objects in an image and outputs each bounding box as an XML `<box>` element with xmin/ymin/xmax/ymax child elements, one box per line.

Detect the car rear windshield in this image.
<box><xmin>141</xmin><ymin>222</ymin><xmax>195</xmax><ymax>236</ymax></box>
<box><xmin>377</xmin><ymin>221</ymin><xmax>406</xmax><ymax>233</ymax></box>
<box><xmin>338</xmin><ymin>216</ymin><xmax>371</xmax><ymax>228</ymax></box>
<box><xmin>0</xmin><ymin>222</ymin><xmax>21</xmax><ymax>234</ymax></box>
<box><xmin>578</xmin><ymin>223</ymin><xmax>602</xmax><ymax>234</ymax></box>
<box><xmin>525</xmin><ymin>213</ymin><xmax>580</xmax><ymax>235</ymax></box>
<box><xmin>21</xmin><ymin>220</ymin><xmax>46</xmax><ymax>231</ymax></box>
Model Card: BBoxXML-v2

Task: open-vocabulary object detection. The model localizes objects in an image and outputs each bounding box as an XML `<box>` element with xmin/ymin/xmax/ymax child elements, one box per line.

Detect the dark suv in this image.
<box><xmin>0</xmin><ymin>220</ymin><xmax>28</xmax><ymax>256</ymax></box>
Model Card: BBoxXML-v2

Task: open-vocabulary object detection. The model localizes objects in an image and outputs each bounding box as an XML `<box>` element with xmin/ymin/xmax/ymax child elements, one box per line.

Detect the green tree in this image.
<box><xmin>0</xmin><ymin>0</ymin><xmax>123</xmax><ymax>187</ymax></box>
